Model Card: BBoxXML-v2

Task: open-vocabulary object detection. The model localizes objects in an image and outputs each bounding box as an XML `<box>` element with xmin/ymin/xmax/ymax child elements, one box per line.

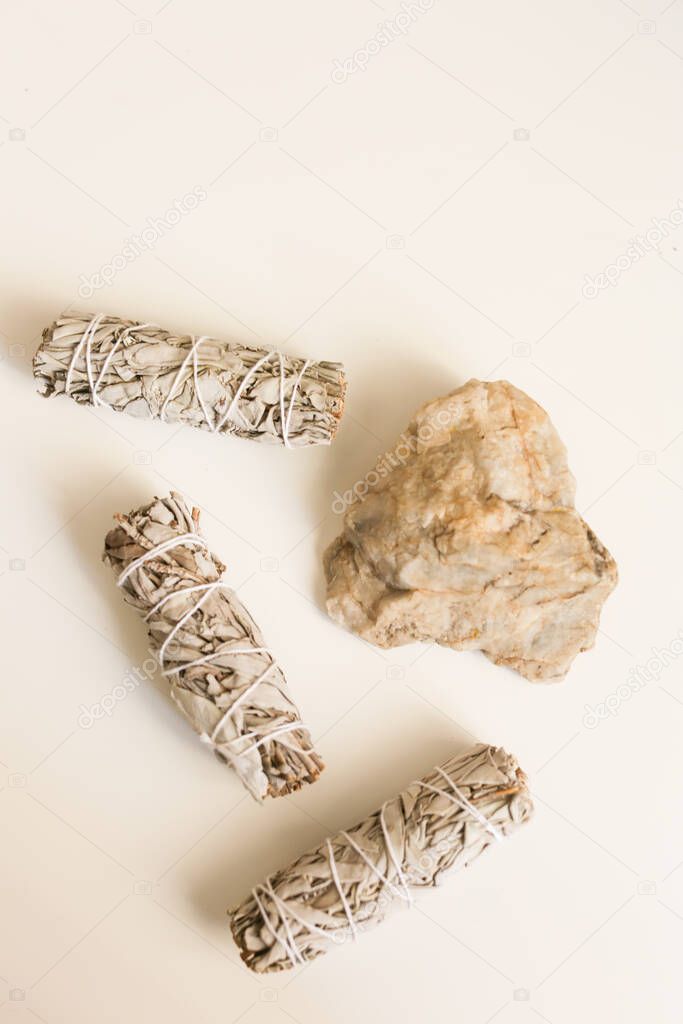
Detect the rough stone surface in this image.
<box><xmin>324</xmin><ymin>379</ymin><xmax>618</xmax><ymax>682</ymax></box>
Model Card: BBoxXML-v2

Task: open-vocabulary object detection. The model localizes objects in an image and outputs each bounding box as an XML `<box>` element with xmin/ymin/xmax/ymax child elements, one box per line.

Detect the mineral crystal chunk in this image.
<box><xmin>324</xmin><ymin>379</ymin><xmax>618</xmax><ymax>681</ymax></box>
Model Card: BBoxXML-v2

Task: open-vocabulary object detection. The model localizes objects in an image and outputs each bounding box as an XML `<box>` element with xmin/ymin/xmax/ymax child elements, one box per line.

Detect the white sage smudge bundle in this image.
<box><xmin>230</xmin><ymin>743</ymin><xmax>533</xmax><ymax>971</ymax></box>
<box><xmin>34</xmin><ymin>312</ymin><xmax>346</xmax><ymax>447</ymax></box>
<box><xmin>103</xmin><ymin>491</ymin><xmax>323</xmax><ymax>800</ymax></box>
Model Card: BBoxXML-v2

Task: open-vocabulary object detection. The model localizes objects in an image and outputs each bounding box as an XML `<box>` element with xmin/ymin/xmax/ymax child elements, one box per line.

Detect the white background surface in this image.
<box><xmin>2</xmin><ymin>1</ymin><xmax>683</xmax><ymax>1021</ymax></box>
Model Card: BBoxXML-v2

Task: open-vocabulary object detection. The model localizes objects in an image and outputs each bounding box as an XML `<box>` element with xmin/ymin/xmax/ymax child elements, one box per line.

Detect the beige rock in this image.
<box><xmin>324</xmin><ymin>379</ymin><xmax>617</xmax><ymax>682</ymax></box>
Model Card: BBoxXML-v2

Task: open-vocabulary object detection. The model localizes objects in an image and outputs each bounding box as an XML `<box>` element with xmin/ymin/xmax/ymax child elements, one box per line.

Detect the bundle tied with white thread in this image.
<box><xmin>103</xmin><ymin>491</ymin><xmax>323</xmax><ymax>800</ymax></box>
<box><xmin>230</xmin><ymin>743</ymin><xmax>533</xmax><ymax>971</ymax></box>
<box><xmin>34</xmin><ymin>313</ymin><xmax>346</xmax><ymax>447</ymax></box>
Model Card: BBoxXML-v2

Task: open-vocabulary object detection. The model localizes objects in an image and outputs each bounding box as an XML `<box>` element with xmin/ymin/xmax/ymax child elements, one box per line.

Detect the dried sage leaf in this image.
<box><xmin>103</xmin><ymin>491</ymin><xmax>323</xmax><ymax>800</ymax></box>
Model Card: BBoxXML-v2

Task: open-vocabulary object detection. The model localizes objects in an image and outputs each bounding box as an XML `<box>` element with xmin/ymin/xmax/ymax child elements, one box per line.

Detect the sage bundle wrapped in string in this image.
<box><xmin>230</xmin><ymin>743</ymin><xmax>533</xmax><ymax>971</ymax></box>
<box><xmin>35</xmin><ymin>313</ymin><xmax>346</xmax><ymax>447</ymax></box>
<box><xmin>103</xmin><ymin>491</ymin><xmax>323</xmax><ymax>800</ymax></box>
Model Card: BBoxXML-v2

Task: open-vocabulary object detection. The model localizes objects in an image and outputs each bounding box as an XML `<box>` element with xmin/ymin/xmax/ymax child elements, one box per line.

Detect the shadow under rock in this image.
<box><xmin>316</xmin><ymin>344</ymin><xmax>465</xmax><ymax>514</ymax></box>
<box><xmin>308</xmin><ymin>348</ymin><xmax>465</xmax><ymax>611</ymax></box>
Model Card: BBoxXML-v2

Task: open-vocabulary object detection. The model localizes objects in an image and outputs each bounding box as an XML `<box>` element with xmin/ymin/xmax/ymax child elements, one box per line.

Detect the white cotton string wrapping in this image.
<box><xmin>326</xmin><ymin>839</ymin><xmax>359</xmax><ymax>941</ymax></box>
<box><xmin>65</xmin><ymin>313</ymin><xmax>104</xmax><ymax>396</ymax></box>
<box><xmin>207</xmin><ymin>669</ymin><xmax>274</xmax><ymax>741</ymax></box>
<box><xmin>214</xmin><ymin>350</ymin><xmax>275</xmax><ymax>435</ymax></box>
<box><xmin>230</xmin><ymin>743</ymin><xmax>534</xmax><ymax>972</ymax></box>
<box><xmin>104</xmin><ymin>491</ymin><xmax>323</xmax><ymax>800</ymax></box>
<box><xmin>222</xmin><ymin>721</ymin><xmax>306</xmax><ymax>760</ymax></box>
<box><xmin>255</xmin><ymin>880</ymin><xmax>331</xmax><ymax>966</ymax></box>
<box><xmin>260</xmin><ymin>881</ymin><xmax>303</xmax><ymax>968</ymax></box>
<box><xmin>284</xmin><ymin>358</ymin><xmax>310</xmax><ymax>446</ymax></box>
<box><xmin>160</xmin><ymin>334</ymin><xmax>214</xmax><ymax>427</ymax></box>
<box><xmin>213</xmin><ymin>349</ymin><xmax>308</xmax><ymax>447</ymax></box>
<box><xmin>433</xmin><ymin>766</ymin><xmax>504</xmax><ymax>843</ymax></box>
<box><xmin>118</xmin><ymin>323</ymin><xmax>307</xmax><ymax>444</ymax></box>
<box><xmin>339</xmin><ymin>829</ymin><xmax>410</xmax><ymax>902</ymax></box>
<box><xmin>144</xmin><ymin>583</ymin><xmax>271</xmax><ymax>676</ymax></box>
<box><xmin>251</xmin><ymin>799</ymin><xmax>417</xmax><ymax>965</ymax></box>
<box><xmin>93</xmin><ymin>322</ymin><xmax>157</xmax><ymax>407</ymax></box>
<box><xmin>251</xmin><ymin>887</ymin><xmax>301</xmax><ymax>970</ymax></box>
<box><xmin>117</xmin><ymin>533</ymin><xmax>208</xmax><ymax>585</ymax></box>
<box><xmin>378</xmin><ymin>802</ymin><xmax>412</xmax><ymax>902</ymax></box>
<box><xmin>66</xmin><ymin>314</ymin><xmax>159</xmax><ymax>409</ymax></box>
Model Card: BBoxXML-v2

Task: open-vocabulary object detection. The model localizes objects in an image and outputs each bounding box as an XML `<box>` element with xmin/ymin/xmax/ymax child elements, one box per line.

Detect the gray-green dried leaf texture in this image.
<box><xmin>324</xmin><ymin>379</ymin><xmax>618</xmax><ymax>681</ymax></box>
<box><xmin>103</xmin><ymin>491</ymin><xmax>323</xmax><ymax>800</ymax></box>
<box><xmin>34</xmin><ymin>313</ymin><xmax>346</xmax><ymax>447</ymax></box>
<box><xmin>230</xmin><ymin>743</ymin><xmax>533</xmax><ymax>972</ymax></box>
